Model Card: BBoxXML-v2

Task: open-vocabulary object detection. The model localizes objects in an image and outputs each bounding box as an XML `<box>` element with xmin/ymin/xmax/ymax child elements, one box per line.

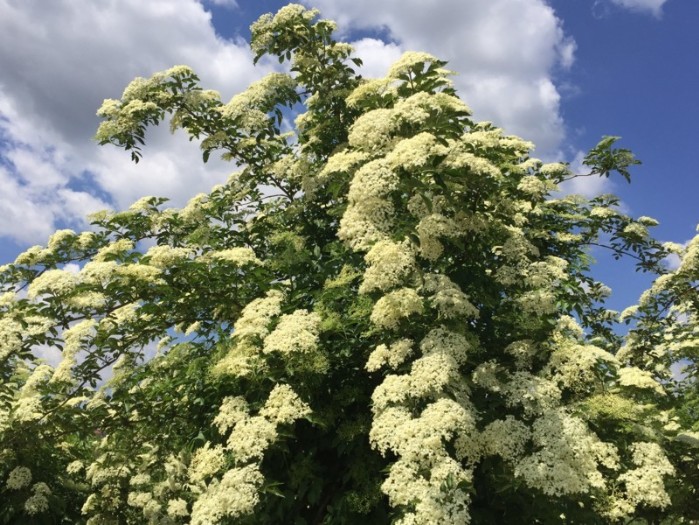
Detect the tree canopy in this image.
<box><xmin>1</xmin><ymin>4</ymin><xmax>698</xmax><ymax>524</ymax></box>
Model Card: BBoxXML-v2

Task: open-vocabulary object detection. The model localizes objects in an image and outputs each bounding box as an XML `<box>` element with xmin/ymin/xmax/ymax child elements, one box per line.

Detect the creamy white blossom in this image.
<box><xmin>370</xmin><ymin>288</ymin><xmax>424</xmax><ymax>329</ymax></box>
<box><xmin>6</xmin><ymin>466</ymin><xmax>32</xmax><ymax>490</ymax></box>
<box><xmin>366</xmin><ymin>339</ymin><xmax>414</xmax><ymax>372</ymax></box>
<box><xmin>359</xmin><ymin>240</ymin><xmax>416</xmax><ymax>294</ymax></box>
<box><xmin>259</xmin><ymin>384</ymin><xmax>311</xmax><ymax>425</ymax></box>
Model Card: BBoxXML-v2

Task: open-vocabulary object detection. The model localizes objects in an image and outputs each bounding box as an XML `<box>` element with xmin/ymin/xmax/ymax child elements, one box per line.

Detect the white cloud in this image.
<box><xmin>351</xmin><ymin>38</ymin><xmax>403</xmax><ymax>79</ymax></box>
<box><xmin>609</xmin><ymin>0</ymin><xmax>669</xmax><ymax>17</ymax></box>
<box><xmin>0</xmin><ymin>0</ymin><xmax>269</xmax><ymax>244</ymax></box>
<box><xmin>305</xmin><ymin>0</ymin><xmax>575</xmax><ymax>155</ymax></box>
<box><xmin>0</xmin><ymin>0</ymin><xmax>579</xmax><ymax>247</ymax></box>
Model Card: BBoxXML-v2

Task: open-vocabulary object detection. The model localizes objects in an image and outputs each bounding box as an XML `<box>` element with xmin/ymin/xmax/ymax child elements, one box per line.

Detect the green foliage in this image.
<box><xmin>1</xmin><ymin>4</ymin><xmax>697</xmax><ymax>524</ymax></box>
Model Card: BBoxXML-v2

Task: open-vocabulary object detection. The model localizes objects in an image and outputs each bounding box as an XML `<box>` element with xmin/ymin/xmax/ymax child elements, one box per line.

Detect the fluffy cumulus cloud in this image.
<box><xmin>305</xmin><ymin>0</ymin><xmax>576</xmax><ymax>155</ymax></box>
<box><xmin>0</xmin><ymin>0</ymin><xmax>579</xmax><ymax>247</ymax></box>
<box><xmin>0</xmin><ymin>0</ymin><xmax>269</xmax><ymax>245</ymax></box>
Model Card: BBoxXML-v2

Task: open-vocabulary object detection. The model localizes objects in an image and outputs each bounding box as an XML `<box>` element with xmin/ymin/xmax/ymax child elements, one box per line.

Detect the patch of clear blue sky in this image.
<box><xmin>548</xmin><ymin>0</ymin><xmax>699</xmax><ymax>309</ymax></box>
<box><xmin>3</xmin><ymin>0</ymin><xmax>696</xmax><ymax>313</ymax></box>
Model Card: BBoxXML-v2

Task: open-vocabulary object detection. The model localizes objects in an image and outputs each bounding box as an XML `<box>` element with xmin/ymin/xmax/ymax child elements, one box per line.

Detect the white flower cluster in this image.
<box><xmin>24</xmin><ymin>482</ymin><xmax>51</xmax><ymax>515</ymax></box>
<box><xmin>250</xmin><ymin>4</ymin><xmax>320</xmax><ymax>56</ymax></box>
<box><xmin>51</xmin><ymin>319</ymin><xmax>97</xmax><ymax>384</ymax></box>
<box><xmin>359</xmin><ymin>240</ymin><xmax>416</xmax><ymax>294</ymax></box>
<box><xmin>366</xmin><ymin>339</ymin><xmax>414</xmax><ymax>372</ymax></box>
<box><xmin>515</xmin><ymin>409</ymin><xmax>619</xmax><ymax>496</ymax></box>
<box><xmin>13</xmin><ymin>364</ymin><xmax>53</xmax><ymax>423</ymax></box>
<box><xmin>338</xmin><ymin>159</ymin><xmax>399</xmax><ymax>251</ymax></box>
<box><xmin>545</xmin><ymin>340</ymin><xmax>618</xmax><ymax>393</ymax></box>
<box><xmin>220</xmin><ymin>73</ymin><xmax>296</xmax><ymax>133</ymax></box>
<box><xmin>259</xmin><ymin>384</ymin><xmax>312</xmax><ymax>425</ymax></box>
<box><xmin>27</xmin><ymin>269</ymin><xmax>79</xmax><ymax>299</ymax></box>
<box><xmin>393</xmin><ymin>92</ymin><xmax>469</xmax><ymax>127</ymax></box>
<box><xmin>617</xmin><ymin>366</ymin><xmax>665</xmax><ymax>395</ymax></box>
<box><xmin>263</xmin><ymin>309</ymin><xmax>321</xmax><ymax>355</ymax></box>
<box><xmin>188</xmin><ymin>443</ymin><xmax>226</xmax><ymax>483</ymax></box>
<box><xmin>190</xmin><ymin>465</ymin><xmax>264</xmax><ymax>524</ymax></box>
<box><xmin>213</xmin><ymin>396</ymin><xmax>249</xmax><ymax>435</ymax></box>
<box><xmin>386</xmin><ymin>132</ymin><xmax>448</xmax><ymax>171</ymax></box>
<box><xmin>188</xmin><ymin>384</ymin><xmax>310</xmax><ymax>522</ymax></box>
<box><xmin>387</xmin><ymin>51</ymin><xmax>440</xmax><ymax>79</ymax></box>
<box><xmin>206</xmin><ymin>247</ymin><xmax>262</xmax><ymax>266</ymax></box>
<box><xmin>213</xmin><ymin>290</ymin><xmax>284</xmax><ymax>377</ymax></box>
<box><xmin>415</xmin><ymin>213</ymin><xmax>459</xmax><ymax>261</ymax></box>
<box><xmin>370</xmin><ymin>288</ymin><xmax>424</xmax><ymax>330</ymax></box>
<box><xmin>0</xmin><ymin>315</ymin><xmax>53</xmax><ymax>363</ymax></box>
<box><xmin>348</xmin><ymin>108</ymin><xmax>397</xmax><ymax>153</ymax></box>
<box><xmin>606</xmin><ymin>442</ymin><xmax>674</xmax><ymax>520</ymax></box>
<box><xmin>370</xmin><ymin>397</ymin><xmax>476</xmax><ymax>523</ymax></box>
<box><xmin>144</xmin><ymin>245</ymin><xmax>192</xmax><ymax>268</ymax></box>
<box><xmin>423</xmin><ymin>274</ymin><xmax>479</xmax><ymax>320</ymax></box>
<box><xmin>6</xmin><ymin>466</ymin><xmax>32</xmax><ymax>490</ymax></box>
<box><xmin>480</xmin><ymin>416</ymin><xmax>531</xmax><ymax>463</ymax></box>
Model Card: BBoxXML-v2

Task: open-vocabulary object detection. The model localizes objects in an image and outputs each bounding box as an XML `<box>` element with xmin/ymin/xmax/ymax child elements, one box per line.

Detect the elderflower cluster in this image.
<box><xmin>207</xmin><ymin>247</ymin><xmax>262</xmax><ymax>266</ymax></box>
<box><xmin>371</xmin><ymin>398</ymin><xmax>476</xmax><ymax>523</ymax></box>
<box><xmin>232</xmin><ymin>290</ymin><xmax>284</xmax><ymax>341</ymax></box>
<box><xmin>51</xmin><ymin>319</ymin><xmax>97</xmax><ymax>383</ymax></box>
<box><xmin>502</xmin><ymin>372</ymin><xmax>562</xmax><ymax>416</ymax></box>
<box><xmin>319</xmin><ymin>149</ymin><xmax>369</xmax><ymax>179</ymax></box>
<box><xmin>442</xmin><ymin>147</ymin><xmax>500</xmax><ymax>178</ymax></box>
<box><xmin>213</xmin><ymin>383</ymin><xmax>310</xmax><ymax>468</ymax></box>
<box><xmin>545</xmin><ymin>341</ymin><xmax>618</xmax><ymax>392</ymax></box>
<box><xmin>190</xmin><ymin>465</ymin><xmax>264</xmax><ymax>525</ymax></box>
<box><xmin>346</xmin><ymin>78</ymin><xmax>397</xmax><ymax>109</ymax></box>
<box><xmin>263</xmin><ymin>309</ymin><xmax>320</xmax><ymax>355</ymax></box>
<box><xmin>144</xmin><ymin>245</ymin><xmax>192</xmax><ymax>268</ymax></box>
<box><xmin>515</xmin><ymin>409</ymin><xmax>618</xmax><ymax>496</ymax></box>
<box><xmin>415</xmin><ymin>213</ymin><xmax>458</xmax><ymax>261</ymax></box>
<box><xmin>420</xmin><ymin>327</ymin><xmax>471</xmax><ymax>365</ymax></box>
<box><xmin>220</xmin><ymin>73</ymin><xmax>296</xmax><ymax>132</ymax></box>
<box><xmin>387</xmin><ymin>51</ymin><xmax>439</xmax><ymax>79</ymax></box>
<box><xmin>213</xmin><ymin>396</ymin><xmax>249</xmax><ymax>435</ymax></box>
<box><xmin>386</xmin><ymin>132</ymin><xmax>448</xmax><ymax>171</ymax></box>
<box><xmin>348</xmin><ymin>108</ymin><xmax>396</xmax><ymax>153</ymax></box>
<box><xmin>359</xmin><ymin>240</ymin><xmax>416</xmax><ymax>294</ymax></box>
<box><xmin>250</xmin><ymin>4</ymin><xmax>320</xmax><ymax>55</ymax></box>
<box><xmin>617</xmin><ymin>367</ymin><xmax>665</xmax><ymax>395</ymax></box>
<box><xmin>188</xmin><ymin>443</ymin><xmax>226</xmax><ymax>483</ymax></box>
<box><xmin>259</xmin><ymin>384</ymin><xmax>311</xmax><ymax>425</ymax></box>
<box><xmin>370</xmin><ymin>288</ymin><xmax>424</xmax><ymax>329</ymax></box>
<box><xmin>24</xmin><ymin>482</ymin><xmax>51</xmax><ymax>515</ymax></box>
<box><xmin>423</xmin><ymin>274</ymin><xmax>479</xmax><ymax>319</ymax></box>
<box><xmin>480</xmin><ymin>416</ymin><xmax>531</xmax><ymax>463</ymax></box>
<box><xmin>372</xmin><ymin>353</ymin><xmax>460</xmax><ymax>411</ymax></box>
<box><xmin>13</xmin><ymin>365</ymin><xmax>53</xmax><ymax>422</ymax></box>
<box><xmin>1</xmin><ymin>315</ymin><xmax>53</xmax><ymax>362</ymax></box>
<box><xmin>214</xmin><ymin>290</ymin><xmax>284</xmax><ymax>377</ymax></box>
<box><xmin>27</xmin><ymin>269</ymin><xmax>78</xmax><ymax>299</ymax></box>
<box><xmin>338</xmin><ymin>159</ymin><xmax>399</xmax><ymax>251</ymax></box>
<box><xmin>504</xmin><ymin>340</ymin><xmax>538</xmax><ymax>369</ymax></box>
<box><xmin>366</xmin><ymin>339</ymin><xmax>414</xmax><ymax>372</ymax></box>
<box><xmin>228</xmin><ymin>416</ymin><xmax>278</xmax><ymax>462</ymax></box>
<box><xmin>167</xmin><ymin>498</ymin><xmax>189</xmax><ymax>517</ymax></box>
<box><xmin>606</xmin><ymin>442</ymin><xmax>674</xmax><ymax>520</ymax></box>
<box><xmin>393</xmin><ymin>92</ymin><xmax>469</xmax><ymax>127</ymax></box>
<box><xmin>6</xmin><ymin>466</ymin><xmax>32</xmax><ymax>490</ymax></box>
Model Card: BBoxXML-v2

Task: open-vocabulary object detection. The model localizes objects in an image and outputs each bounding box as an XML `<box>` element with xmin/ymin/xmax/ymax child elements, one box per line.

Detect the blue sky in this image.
<box><xmin>0</xmin><ymin>0</ymin><xmax>696</xmax><ymax>312</ymax></box>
